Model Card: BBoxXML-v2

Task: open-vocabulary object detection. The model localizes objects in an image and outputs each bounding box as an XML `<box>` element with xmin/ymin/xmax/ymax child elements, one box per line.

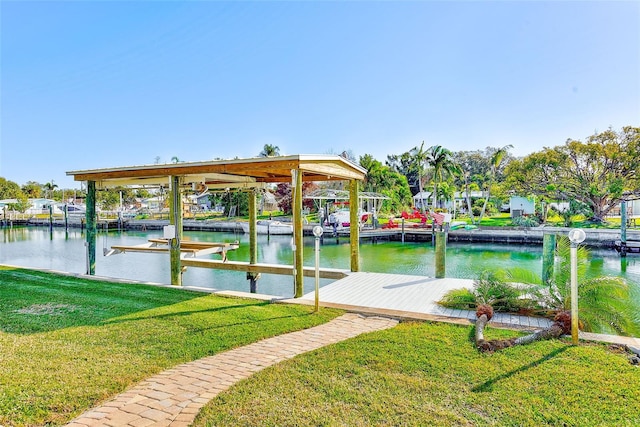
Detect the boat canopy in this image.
<box><xmin>305</xmin><ymin>189</ymin><xmax>389</xmax><ymax>219</ymax></box>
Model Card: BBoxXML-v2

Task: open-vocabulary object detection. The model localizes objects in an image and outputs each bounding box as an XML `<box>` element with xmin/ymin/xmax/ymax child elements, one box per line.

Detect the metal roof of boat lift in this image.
<box><xmin>66</xmin><ymin>155</ymin><xmax>367</xmax><ymax>189</ymax></box>
<box><xmin>305</xmin><ymin>189</ymin><xmax>390</xmax><ymax>201</ymax></box>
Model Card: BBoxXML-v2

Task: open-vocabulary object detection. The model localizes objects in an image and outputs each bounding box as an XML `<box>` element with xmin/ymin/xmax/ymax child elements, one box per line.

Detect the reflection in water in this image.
<box><xmin>1</xmin><ymin>226</ymin><xmax>638</xmax><ymax>299</ymax></box>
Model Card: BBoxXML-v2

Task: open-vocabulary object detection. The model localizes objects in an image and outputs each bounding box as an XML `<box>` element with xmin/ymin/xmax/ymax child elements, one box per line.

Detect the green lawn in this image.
<box><xmin>3</xmin><ymin>266</ymin><xmax>639</xmax><ymax>427</ymax></box>
<box><xmin>0</xmin><ymin>266</ymin><xmax>341</xmax><ymax>426</ymax></box>
<box><xmin>195</xmin><ymin>322</ymin><xmax>640</xmax><ymax>427</ymax></box>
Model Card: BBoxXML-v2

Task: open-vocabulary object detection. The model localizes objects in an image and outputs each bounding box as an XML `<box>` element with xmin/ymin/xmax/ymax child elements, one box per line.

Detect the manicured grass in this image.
<box><xmin>195</xmin><ymin>321</ymin><xmax>640</xmax><ymax>427</ymax></box>
<box><xmin>4</xmin><ymin>266</ymin><xmax>639</xmax><ymax>426</ymax></box>
<box><xmin>477</xmin><ymin>213</ymin><xmax>513</xmax><ymax>227</ymax></box>
<box><xmin>0</xmin><ymin>266</ymin><xmax>342</xmax><ymax>426</ymax></box>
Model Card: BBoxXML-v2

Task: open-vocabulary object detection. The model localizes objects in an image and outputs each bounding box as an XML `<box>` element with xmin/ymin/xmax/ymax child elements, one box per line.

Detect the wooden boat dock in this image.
<box><xmin>614</xmin><ymin>240</ymin><xmax>640</xmax><ymax>254</ymax></box>
<box><xmin>299</xmin><ymin>272</ymin><xmax>553</xmax><ymax>329</ymax></box>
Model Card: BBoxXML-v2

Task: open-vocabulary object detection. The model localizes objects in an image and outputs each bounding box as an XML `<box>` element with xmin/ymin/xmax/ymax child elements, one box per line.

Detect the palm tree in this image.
<box><xmin>43</xmin><ymin>180</ymin><xmax>58</xmax><ymax>199</ymax></box>
<box><xmin>442</xmin><ymin>236</ymin><xmax>640</xmax><ymax>351</ymax></box>
<box><xmin>530</xmin><ymin>237</ymin><xmax>640</xmax><ymax>335</ymax></box>
<box><xmin>478</xmin><ymin>145</ymin><xmax>512</xmax><ymax>223</ymax></box>
<box><xmin>410</xmin><ymin>142</ymin><xmax>429</xmax><ymax>213</ymax></box>
<box><xmin>259</xmin><ymin>144</ymin><xmax>280</xmax><ymax>157</ymax></box>
<box><xmin>500</xmin><ymin>237</ymin><xmax>638</xmax><ymax>336</ymax></box>
<box><xmin>463</xmin><ymin>171</ymin><xmax>476</xmax><ymax>223</ymax></box>
<box><xmin>425</xmin><ymin>145</ymin><xmax>460</xmax><ymax>211</ymax></box>
<box><xmin>171</xmin><ymin>156</ymin><xmax>180</xmax><ymax>163</ymax></box>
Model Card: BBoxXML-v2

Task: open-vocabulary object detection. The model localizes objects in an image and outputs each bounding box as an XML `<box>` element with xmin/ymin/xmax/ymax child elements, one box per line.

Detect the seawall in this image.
<box><xmin>16</xmin><ymin>218</ymin><xmax>638</xmax><ymax>249</ymax></box>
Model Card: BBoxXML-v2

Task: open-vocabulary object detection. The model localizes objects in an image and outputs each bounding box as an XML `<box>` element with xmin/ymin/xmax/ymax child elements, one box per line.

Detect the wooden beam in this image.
<box><xmin>68</xmin><ymin>155</ymin><xmax>367</xmax><ymax>184</ymax></box>
<box><xmin>206</xmin><ymin>182</ymin><xmax>269</xmax><ymax>190</ymax></box>
<box><xmin>95</xmin><ymin>173</ymin><xmax>257</xmax><ymax>189</ymax></box>
<box><xmin>300</xmin><ymin>161</ymin><xmax>366</xmax><ymax>181</ymax></box>
<box><xmin>181</xmin><ymin>259</ymin><xmax>349</xmax><ymax>280</ymax></box>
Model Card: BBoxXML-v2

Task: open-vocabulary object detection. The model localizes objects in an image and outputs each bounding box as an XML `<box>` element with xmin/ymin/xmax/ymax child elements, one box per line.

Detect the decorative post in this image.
<box><xmin>86</xmin><ymin>181</ymin><xmax>97</xmax><ymax>275</ymax></box>
<box><xmin>568</xmin><ymin>228</ymin><xmax>586</xmax><ymax>345</ymax></box>
<box><xmin>313</xmin><ymin>225</ymin><xmax>324</xmax><ymax>312</ymax></box>
<box><xmin>248</xmin><ymin>189</ymin><xmax>259</xmax><ymax>292</ymax></box>
<box><xmin>169</xmin><ymin>176</ymin><xmax>183</xmax><ymax>286</ymax></box>
<box><xmin>435</xmin><ymin>230</ymin><xmax>446</xmax><ymax>278</ymax></box>
<box><xmin>293</xmin><ymin>169</ymin><xmax>304</xmax><ymax>297</ymax></box>
<box><xmin>542</xmin><ymin>233</ymin><xmax>556</xmax><ymax>284</ymax></box>
<box><xmin>349</xmin><ymin>179</ymin><xmax>360</xmax><ymax>272</ymax></box>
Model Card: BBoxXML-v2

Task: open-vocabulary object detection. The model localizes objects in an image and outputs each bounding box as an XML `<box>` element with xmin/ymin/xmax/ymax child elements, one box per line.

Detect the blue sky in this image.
<box><xmin>1</xmin><ymin>1</ymin><xmax>639</xmax><ymax>189</ymax></box>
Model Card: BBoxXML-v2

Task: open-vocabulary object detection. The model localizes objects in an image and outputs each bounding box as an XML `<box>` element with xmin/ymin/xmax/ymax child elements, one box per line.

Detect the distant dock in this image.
<box><xmin>9</xmin><ymin>218</ymin><xmax>637</xmax><ymax>249</ymax></box>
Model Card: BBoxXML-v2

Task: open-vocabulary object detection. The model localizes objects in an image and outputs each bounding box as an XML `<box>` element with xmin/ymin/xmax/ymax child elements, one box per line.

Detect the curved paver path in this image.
<box><xmin>66</xmin><ymin>313</ymin><xmax>398</xmax><ymax>427</ymax></box>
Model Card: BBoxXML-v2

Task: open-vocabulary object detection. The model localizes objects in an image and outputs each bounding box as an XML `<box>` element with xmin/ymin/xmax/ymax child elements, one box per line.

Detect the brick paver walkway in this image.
<box><xmin>66</xmin><ymin>313</ymin><xmax>398</xmax><ymax>427</ymax></box>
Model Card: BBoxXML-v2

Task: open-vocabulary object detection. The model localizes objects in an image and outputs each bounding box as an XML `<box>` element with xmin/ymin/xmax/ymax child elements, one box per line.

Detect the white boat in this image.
<box><xmin>328</xmin><ymin>209</ymin><xmax>372</xmax><ymax>229</ymax></box>
<box><xmin>240</xmin><ymin>220</ymin><xmax>293</xmax><ymax>235</ymax></box>
<box><xmin>63</xmin><ymin>204</ymin><xmax>86</xmax><ymax>216</ymax></box>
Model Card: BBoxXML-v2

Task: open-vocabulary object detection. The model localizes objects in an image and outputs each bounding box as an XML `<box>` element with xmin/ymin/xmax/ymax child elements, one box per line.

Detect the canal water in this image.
<box><xmin>1</xmin><ymin>226</ymin><xmax>639</xmax><ymax>299</ymax></box>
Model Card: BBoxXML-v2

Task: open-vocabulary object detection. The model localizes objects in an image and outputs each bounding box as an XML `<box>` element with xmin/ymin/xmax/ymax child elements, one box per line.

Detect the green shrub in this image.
<box><xmin>439</xmin><ymin>270</ymin><xmax>538</xmax><ymax>314</ymax></box>
<box><xmin>511</xmin><ymin>215</ymin><xmax>539</xmax><ymax>227</ymax></box>
<box><xmin>438</xmin><ymin>288</ymin><xmax>476</xmax><ymax>309</ymax></box>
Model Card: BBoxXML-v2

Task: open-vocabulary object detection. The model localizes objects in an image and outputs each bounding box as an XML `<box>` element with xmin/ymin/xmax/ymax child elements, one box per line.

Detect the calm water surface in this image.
<box><xmin>2</xmin><ymin>226</ymin><xmax>639</xmax><ymax>299</ymax></box>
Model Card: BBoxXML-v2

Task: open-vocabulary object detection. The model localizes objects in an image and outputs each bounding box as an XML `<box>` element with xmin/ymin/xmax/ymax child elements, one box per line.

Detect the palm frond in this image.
<box><xmin>576</xmin><ymin>276</ymin><xmax>640</xmax><ymax>336</ymax></box>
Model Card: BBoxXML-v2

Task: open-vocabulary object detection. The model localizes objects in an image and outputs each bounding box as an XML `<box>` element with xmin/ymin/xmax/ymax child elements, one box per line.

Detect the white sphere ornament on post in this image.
<box><xmin>568</xmin><ymin>228</ymin><xmax>586</xmax><ymax>345</ymax></box>
<box><xmin>312</xmin><ymin>226</ymin><xmax>324</xmax><ymax>313</ymax></box>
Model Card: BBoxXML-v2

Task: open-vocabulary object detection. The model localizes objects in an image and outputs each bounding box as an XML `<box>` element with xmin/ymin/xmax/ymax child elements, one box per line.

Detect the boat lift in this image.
<box><xmin>105</xmin><ymin>238</ymin><xmax>239</xmax><ymax>261</ymax></box>
<box><xmin>305</xmin><ymin>189</ymin><xmax>389</xmax><ymax>230</ymax></box>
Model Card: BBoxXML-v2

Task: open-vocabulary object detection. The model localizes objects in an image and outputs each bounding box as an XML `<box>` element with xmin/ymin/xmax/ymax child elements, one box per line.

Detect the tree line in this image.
<box><xmin>1</xmin><ymin>126</ymin><xmax>638</xmax><ymax>222</ymax></box>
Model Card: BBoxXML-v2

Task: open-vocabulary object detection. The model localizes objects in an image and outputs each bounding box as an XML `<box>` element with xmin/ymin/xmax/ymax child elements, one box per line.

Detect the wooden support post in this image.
<box><xmin>248</xmin><ymin>189</ymin><xmax>259</xmax><ymax>293</ymax></box>
<box><xmin>435</xmin><ymin>230</ymin><xmax>446</xmax><ymax>278</ymax></box>
<box><xmin>349</xmin><ymin>179</ymin><xmax>360</xmax><ymax>272</ymax></box>
<box><xmin>64</xmin><ymin>204</ymin><xmax>69</xmax><ymax>231</ymax></box>
<box><xmin>169</xmin><ymin>176</ymin><xmax>183</xmax><ymax>286</ymax></box>
<box><xmin>86</xmin><ymin>181</ymin><xmax>97</xmax><ymax>275</ymax></box>
<box><xmin>542</xmin><ymin>233</ymin><xmax>556</xmax><ymax>284</ymax></box>
<box><xmin>621</xmin><ymin>200</ymin><xmax>627</xmax><ymax>257</ymax></box>
<box><xmin>294</xmin><ymin>169</ymin><xmax>304</xmax><ymax>297</ymax></box>
<box><xmin>48</xmin><ymin>204</ymin><xmax>53</xmax><ymax>233</ymax></box>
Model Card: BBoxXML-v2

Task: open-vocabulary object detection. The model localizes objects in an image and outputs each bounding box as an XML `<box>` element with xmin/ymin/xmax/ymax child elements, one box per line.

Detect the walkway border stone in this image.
<box><xmin>65</xmin><ymin>313</ymin><xmax>398</xmax><ymax>427</ymax></box>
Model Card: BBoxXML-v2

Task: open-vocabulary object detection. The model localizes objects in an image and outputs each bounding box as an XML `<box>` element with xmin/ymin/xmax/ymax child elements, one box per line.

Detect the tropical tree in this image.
<box><xmin>505</xmin><ymin>148</ymin><xmax>565</xmax><ymax>211</ymax></box>
<box><xmin>0</xmin><ymin>177</ymin><xmax>29</xmax><ymax>211</ymax></box>
<box><xmin>275</xmin><ymin>182</ymin><xmax>317</xmax><ymax>214</ymax></box>
<box><xmin>528</xmin><ymin>237</ymin><xmax>639</xmax><ymax>336</ymax></box>
<box><xmin>259</xmin><ymin>144</ymin><xmax>280</xmax><ymax>157</ymax></box>
<box><xmin>359</xmin><ymin>154</ymin><xmax>412</xmax><ymax>213</ymax></box>
<box><xmin>42</xmin><ymin>180</ymin><xmax>58</xmax><ymax>199</ymax></box>
<box><xmin>386</xmin><ymin>151</ymin><xmax>421</xmax><ymax>195</ymax></box>
<box><xmin>453</xmin><ymin>149</ymin><xmax>501</xmax><ymax>223</ymax></box>
<box><xmin>21</xmin><ymin>181</ymin><xmax>42</xmax><ymax>198</ymax></box>
<box><xmin>478</xmin><ymin>145</ymin><xmax>512</xmax><ymax>222</ymax></box>
<box><xmin>440</xmin><ymin>236</ymin><xmax>640</xmax><ymax>337</ymax></box>
<box><xmin>222</xmin><ymin>191</ymin><xmax>249</xmax><ymax>217</ymax></box>
<box><xmin>409</xmin><ymin>142</ymin><xmax>429</xmax><ymax>213</ymax></box>
<box><xmin>97</xmin><ymin>189</ymin><xmax>120</xmax><ymax>211</ymax></box>
<box><xmin>506</xmin><ymin>127</ymin><xmax>640</xmax><ymax>222</ymax></box>
<box><xmin>424</xmin><ymin>145</ymin><xmax>459</xmax><ymax>211</ymax></box>
<box><xmin>454</xmin><ymin>151</ymin><xmax>478</xmax><ymax>224</ymax></box>
<box><xmin>171</xmin><ymin>156</ymin><xmax>180</xmax><ymax>163</ymax></box>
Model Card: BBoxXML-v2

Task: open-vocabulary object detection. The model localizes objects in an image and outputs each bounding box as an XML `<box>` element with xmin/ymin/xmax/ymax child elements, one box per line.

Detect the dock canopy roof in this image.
<box><xmin>67</xmin><ymin>155</ymin><xmax>367</xmax><ymax>189</ymax></box>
